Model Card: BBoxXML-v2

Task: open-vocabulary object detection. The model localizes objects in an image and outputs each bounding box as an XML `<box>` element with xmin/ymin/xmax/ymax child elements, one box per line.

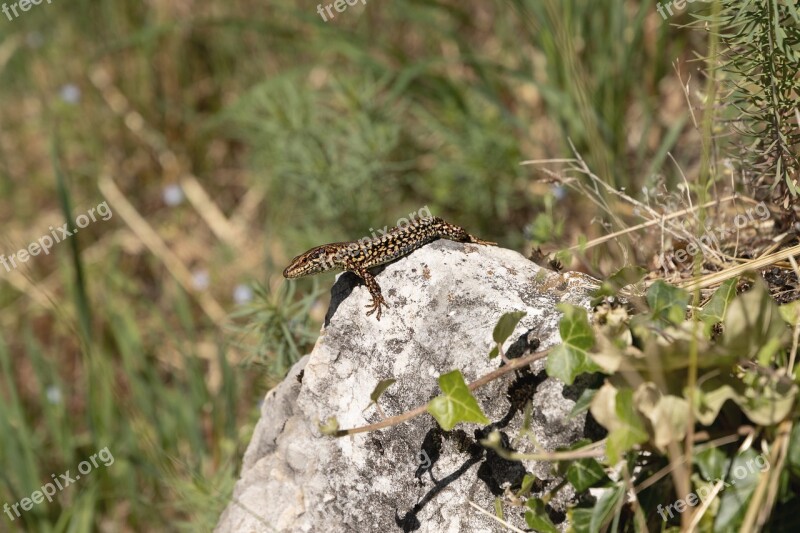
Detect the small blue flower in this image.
<box><xmin>234</xmin><ymin>284</ymin><xmax>253</xmax><ymax>305</ymax></box>
<box><xmin>191</xmin><ymin>269</ymin><xmax>210</xmax><ymax>291</ymax></box>
<box><xmin>46</xmin><ymin>385</ymin><xmax>62</xmax><ymax>405</ymax></box>
<box><xmin>59</xmin><ymin>84</ymin><xmax>81</xmax><ymax>104</ymax></box>
<box><xmin>162</xmin><ymin>184</ymin><xmax>184</xmax><ymax>206</ymax></box>
<box><xmin>552</xmin><ymin>185</ymin><xmax>566</xmax><ymax>201</ymax></box>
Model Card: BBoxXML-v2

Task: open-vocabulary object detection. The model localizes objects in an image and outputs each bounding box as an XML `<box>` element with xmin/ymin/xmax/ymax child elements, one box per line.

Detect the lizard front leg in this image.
<box><xmin>354</xmin><ymin>268</ymin><xmax>389</xmax><ymax>320</ymax></box>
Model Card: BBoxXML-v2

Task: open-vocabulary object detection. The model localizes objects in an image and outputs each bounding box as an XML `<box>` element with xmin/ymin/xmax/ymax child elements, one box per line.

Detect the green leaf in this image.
<box><xmin>608</xmin><ymin>265</ymin><xmax>647</xmax><ymax>288</ymax></box>
<box><xmin>693</xmin><ymin>371</ymin><xmax>797</xmax><ymax>427</ymax></box>
<box><xmin>488</xmin><ymin>346</ymin><xmax>499</xmax><ymax>359</ymax></box>
<box><xmin>589</xmin><ymin>485</ymin><xmax>625</xmax><ymax>533</ymax></box>
<box><xmin>787</xmin><ymin>424</ymin><xmax>800</xmax><ymax>477</ymax></box>
<box><xmin>553</xmin><ymin>439</ymin><xmax>591</xmax><ymax>477</ymax></box>
<box><xmin>590</xmin><ymin>384</ymin><xmax>648</xmax><ymax>463</ymax></box>
<box><xmin>779</xmin><ymin>300</ymin><xmax>800</xmax><ymax>325</ymax></box>
<box><xmin>427</xmin><ymin>370</ymin><xmax>490</xmax><ymax>431</ymax></box>
<box><xmin>492</xmin><ymin>311</ymin><xmax>527</xmax><ymax>344</ymax></box>
<box><xmin>568</xmin><ymin>507</ymin><xmax>593</xmax><ymax>533</ymax></box>
<box><xmin>722</xmin><ymin>275</ymin><xmax>788</xmax><ymax>361</ymax></box>
<box><xmin>609</xmin><ymin>389</ymin><xmax>648</xmax><ymax>462</ymax></box>
<box><xmin>567</xmin><ymin>388</ymin><xmax>597</xmax><ymax>420</ymax></box>
<box><xmin>739</xmin><ymin>375</ymin><xmax>796</xmax><ymax>426</ymax></box>
<box><xmin>554</xmin><ymin>249</ymin><xmax>573</xmax><ymax>268</ymax></box>
<box><xmin>714</xmin><ymin>450</ymin><xmax>764</xmax><ymax>531</ymax></box>
<box><xmin>494</xmin><ymin>498</ymin><xmax>504</xmax><ymax>521</ymax></box>
<box><xmin>524</xmin><ymin>498</ymin><xmax>559</xmax><ymax>533</ymax></box>
<box><xmin>647</xmin><ymin>280</ymin><xmax>689</xmax><ymax>325</ymax></box>
<box><xmin>546</xmin><ymin>304</ymin><xmax>599</xmax><ymax>385</ymax></box>
<box><xmin>692</xmin><ymin>380</ymin><xmax>738</xmax><ymax>425</ymax></box>
<box><xmin>517</xmin><ymin>473</ymin><xmax>537</xmax><ymax>497</ymax></box>
<box><xmin>785</xmin><ymin>0</ymin><xmax>800</xmax><ymax>22</ymax></box>
<box><xmin>633</xmin><ymin>383</ymin><xmax>688</xmax><ymax>451</ymax></box>
<box><xmin>695</xmin><ymin>447</ymin><xmax>727</xmax><ymax>482</ymax></box>
<box><xmin>593</xmin><ymin>266</ymin><xmax>647</xmax><ymax>298</ymax></box>
<box><xmin>567</xmin><ymin>457</ymin><xmax>607</xmax><ymax>492</ymax></box>
<box><xmin>369</xmin><ymin>378</ymin><xmax>396</xmax><ymax>403</ymax></box>
<box><xmin>699</xmin><ymin>278</ymin><xmax>737</xmax><ymax>336</ymax></box>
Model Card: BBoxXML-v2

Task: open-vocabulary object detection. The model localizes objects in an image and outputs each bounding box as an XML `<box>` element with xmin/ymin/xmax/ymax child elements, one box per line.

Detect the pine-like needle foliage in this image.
<box><xmin>714</xmin><ymin>0</ymin><xmax>800</xmax><ymax>211</ymax></box>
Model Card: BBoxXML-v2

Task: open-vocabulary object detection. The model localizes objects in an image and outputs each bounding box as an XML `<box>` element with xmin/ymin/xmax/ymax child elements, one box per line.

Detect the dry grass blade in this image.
<box><xmin>679</xmin><ymin>242</ymin><xmax>800</xmax><ymax>292</ymax></box>
<box><xmin>98</xmin><ymin>174</ymin><xmax>228</xmax><ymax>324</ymax></box>
<box><xmin>180</xmin><ymin>175</ymin><xmax>248</xmax><ymax>249</ymax></box>
<box><xmin>568</xmin><ymin>195</ymin><xmax>741</xmax><ymax>252</ymax></box>
<box><xmin>740</xmin><ymin>420</ymin><xmax>792</xmax><ymax>531</ymax></box>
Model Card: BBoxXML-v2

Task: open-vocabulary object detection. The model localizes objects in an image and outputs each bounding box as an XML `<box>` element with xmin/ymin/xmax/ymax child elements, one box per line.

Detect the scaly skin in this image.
<box><xmin>282</xmin><ymin>216</ymin><xmax>494</xmax><ymax>320</ymax></box>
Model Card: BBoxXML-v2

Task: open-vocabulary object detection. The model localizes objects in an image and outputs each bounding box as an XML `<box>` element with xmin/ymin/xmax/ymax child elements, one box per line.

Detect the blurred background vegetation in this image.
<box><xmin>0</xmin><ymin>0</ymin><xmax>725</xmax><ymax>530</ymax></box>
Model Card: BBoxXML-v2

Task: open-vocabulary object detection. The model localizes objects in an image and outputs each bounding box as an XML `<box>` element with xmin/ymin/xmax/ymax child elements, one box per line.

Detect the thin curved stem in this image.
<box><xmin>334</xmin><ymin>348</ymin><xmax>552</xmax><ymax>437</ymax></box>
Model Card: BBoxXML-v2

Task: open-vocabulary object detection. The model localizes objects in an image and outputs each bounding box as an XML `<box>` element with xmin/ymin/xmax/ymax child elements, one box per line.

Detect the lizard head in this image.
<box><xmin>282</xmin><ymin>243</ymin><xmax>348</xmax><ymax>278</ymax></box>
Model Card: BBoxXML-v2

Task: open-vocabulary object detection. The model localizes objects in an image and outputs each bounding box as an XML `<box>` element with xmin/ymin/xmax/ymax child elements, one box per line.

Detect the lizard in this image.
<box><xmin>282</xmin><ymin>216</ymin><xmax>495</xmax><ymax>320</ymax></box>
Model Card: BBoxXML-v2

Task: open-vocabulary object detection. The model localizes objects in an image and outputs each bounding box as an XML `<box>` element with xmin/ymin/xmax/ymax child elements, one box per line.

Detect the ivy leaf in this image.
<box><xmin>567</xmin><ymin>388</ymin><xmax>597</xmax><ymax>420</ymax></box>
<box><xmin>737</xmin><ymin>373</ymin><xmax>796</xmax><ymax>426</ymax></box>
<box><xmin>699</xmin><ymin>278</ymin><xmax>737</xmax><ymax>336</ymax></box>
<box><xmin>633</xmin><ymin>383</ymin><xmax>688</xmax><ymax>451</ymax></box>
<box><xmin>695</xmin><ymin>447</ymin><xmax>727</xmax><ymax>482</ymax></box>
<box><xmin>608</xmin><ymin>389</ymin><xmax>649</xmax><ymax>462</ymax></box>
<box><xmin>590</xmin><ymin>384</ymin><xmax>648</xmax><ymax>463</ymax></box>
<box><xmin>369</xmin><ymin>378</ymin><xmax>396</xmax><ymax>404</ymax></box>
<box><xmin>546</xmin><ymin>304</ymin><xmax>599</xmax><ymax>385</ymax></box>
<box><xmin>524</xmin><ymin>498</ymin><xmax>559</xmax><ymax>533</ymax></box>
<box><xmin>647</xmin><ymin>280</ymin><xmax>689</xmax><ymax>325</ymax></box>
<box><xmin>723</xmin><ymin>275</ymin><xmax>789</xmax><ymax>361</ymax></box>
<box><xmin>714</xmin><ymin>450</ymin><xmax>763</xmax><ymax>531</ymax></box>
<box><xmin>427</xmin><ymin>370</ymin><xmax>490</xmax><ymax>431</ymax></box>
<box><xmin>492</xmin><ymin>311</ymin><xmax>527</xmax><ymax>344</ymax></box>
<box><xmin>608</xmin><ymin>265</ymin><xmax>647</xmax><ymax>288</ymax></box>
<box><xmin>693</xmin><ymin>371</ymin><xmax>796</xmax><ymax>426</ymax></box>
<box><xmin>692</xmin><ymin>379</ymin><xmax>739</xmax><ymax>425</ymax></box>
<box><xmin>553</xmin><ymin>439</ymin><xmax>591</xmax><ymax>477</ymax></box>
<box><xmin>567</xmin><ymin>457</ymin><xmax>607</xmax><ymax>492</ymax></box>
<box><xmin>568</xmin><ymin>507</ymin><xmax>593</xmax><ymax>532</ymax></box>
<box><xmin>589</xmin><ymin>485</ymin><xmax>625</xmax><ymax>533</ymax></box>
<box><xmin>779</xmin><ymin>300</ymin><xmax>800</xmax><ymax>325</ymax></box>
<box><xmin>593</xmin><ymin>266</ymin><xmax>647</xmax><ymax>299</ymax></box>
